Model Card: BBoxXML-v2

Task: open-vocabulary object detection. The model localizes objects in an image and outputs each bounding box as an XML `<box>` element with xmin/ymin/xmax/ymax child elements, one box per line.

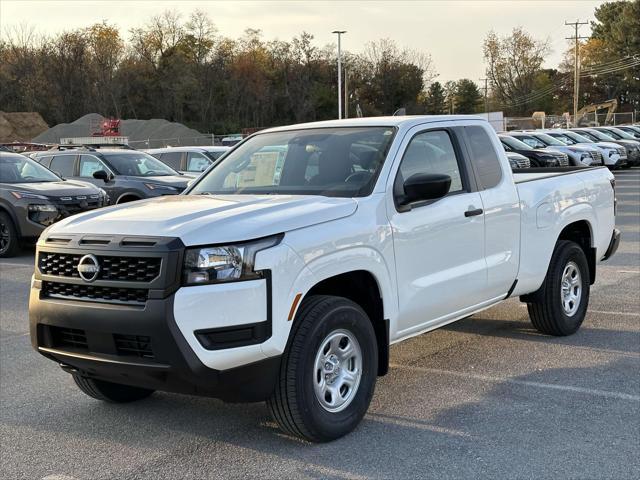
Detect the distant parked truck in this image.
<box><xmin>60</xmin><ymin>136</ymin><xmax>129</xmax><ymax>146</ymax></box>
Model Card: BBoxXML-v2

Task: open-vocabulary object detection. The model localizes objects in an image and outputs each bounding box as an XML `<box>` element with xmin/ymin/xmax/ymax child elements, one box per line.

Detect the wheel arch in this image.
<box><xmin>557</xmin><ymin>219</ymin><xmax>596</xmax><ymax>284</ymax></box>
<box><xmin>302</xmin><ymin>269</ymin><xmax>390</xmax><ymax>376</ymax></box>
<box><xmin>116</xmin><ymin>192</ymin><xmax>143</xmax><ymax>204</ymax></box>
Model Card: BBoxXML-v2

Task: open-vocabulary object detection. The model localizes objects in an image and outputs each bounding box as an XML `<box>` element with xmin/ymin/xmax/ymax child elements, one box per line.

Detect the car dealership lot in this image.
<box><xmin>1</xmin><ymin>169</ymin><xmax>638</xmax><ymax>479</ymax></box>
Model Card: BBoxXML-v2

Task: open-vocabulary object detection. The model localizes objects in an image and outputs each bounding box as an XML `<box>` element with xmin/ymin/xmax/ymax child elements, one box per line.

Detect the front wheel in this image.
<box><xmin>526</xmin><ymin>240</ymin><xmax>590</xmax><ymax>336</ymax></box>
<box><xmin>0</xmin><ymin>212</ymin><xmax>20</xmax><ymax>258</ymax></box>
<box><xmin>268</xmin><ymin>295</ymin><xmax>378</xmax><ymax>442</ymax></box>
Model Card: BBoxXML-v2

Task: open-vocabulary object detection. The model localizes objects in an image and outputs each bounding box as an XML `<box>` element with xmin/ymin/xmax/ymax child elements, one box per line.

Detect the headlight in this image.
<box><xmin>182</xmin><ymin>235</ymin><xmax>283</xmax><ymax>286</ymax></box>
<box><xmin>11</xmin><ymin>191</ymin><xmax>48</xmax><ymax>200</ymax></box>
<box><xmin>144</xmin><ymin>183</ymin><xmax>178</xmax><ymax>191</ymax></box>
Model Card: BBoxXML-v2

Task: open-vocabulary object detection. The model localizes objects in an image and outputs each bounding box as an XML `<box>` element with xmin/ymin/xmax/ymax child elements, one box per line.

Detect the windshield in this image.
<box><xmin>604</xmin><ymin>127</ymin><xmax>636</xmax><ymax>140</ymax></box>
<box><xmin>564</xmin><ymin>131</ymin><xmax>594</xmax><ymax>144</ymax></box>
<box><xmin>582</xmin><ymin>129</ymin><xmax>615</xmax><ymax>141</ymax></box>
<box><xmin>205</xmin><ymin>151</ymin><xmax>227</xmax><ymax>161</ymax></box>
<box><xmin>102</xmin><ymin>152</ymin><xmax>178</xmax><ymax>176</ymax></box>
<box><xmin>189</xmin><ymin>127</ymin><xmax>396</xmax><ymax>197</ymax></box>
<box><xmin>500</xmin><ymin>136</ymin><xmax>533</xmax><ymax>151</ymax></box>
<box><xmin>512</xmin><ymin>135</ymin><xmax>546</xmax><ymax>149</ymax></box>
<box><xmin>534</xmin><ymin>133</ymin><xmax>565</xmax><ymax>146</ymax></box>
<box><xmin>547</xmin><ymin>133</ymin><xmax>577</xmax><ymax>145</ymax></box>
<box><xmin>0</xmin><ymin>153</ymin><xmax>61</xmax><ymax>183</ymax></box>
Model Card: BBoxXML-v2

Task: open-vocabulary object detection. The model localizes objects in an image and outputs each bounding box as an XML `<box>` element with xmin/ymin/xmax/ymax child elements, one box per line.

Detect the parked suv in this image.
<box><xmin>507</xmin><ymin>132</ymin><xmax>599</xmax><ymax>166</ymax></box>
<box><xmin>615</xmin><ymin>125</ymin><xmax>640</xmax><ymax>139</ymax></box>
<box><xmin>0</xmin><ymin>152</ymin><xmax>108</xmax><ymax>257</ymax></box>
<box><xmin>543</xmin><ymin>130</ymin><xmax>626</xmax><ymax>169</ymax></box>
<box><xmin>498</xmin><ymin>134</ymin><xmax>568</xmax><ymax>167</ymax></box>
<box><xmin>32</xmin><ymin>147</ymin><xmax>190</xmax><ymax>204</ymax></box>
<box><xmin>146</xmin><ymin>146</ymin><xmax>230</xmax><ymax>176</ymax></box>
<box><xmin>571</xmin><ymin>128</ymin><xmax>640</xmax><ymax>167</ymax></box>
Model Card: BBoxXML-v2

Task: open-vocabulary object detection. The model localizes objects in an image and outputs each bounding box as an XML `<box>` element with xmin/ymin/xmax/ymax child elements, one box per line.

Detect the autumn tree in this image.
<box><xmin>483</xmin><ymin>27</ymin><xmax>550</xmax><ymax>115</ymax></box>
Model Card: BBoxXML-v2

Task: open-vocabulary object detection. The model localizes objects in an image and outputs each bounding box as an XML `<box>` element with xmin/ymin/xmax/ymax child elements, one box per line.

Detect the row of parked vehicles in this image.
<box><xmin>1</xmin><ymin>122</ymin><xmax>638</xmax><ymax>258</ymax></box>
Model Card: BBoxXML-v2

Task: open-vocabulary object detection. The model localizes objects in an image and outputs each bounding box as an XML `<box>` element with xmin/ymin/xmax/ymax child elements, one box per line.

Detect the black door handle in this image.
<box><xmin>465</xmin><ymin>208</ymin><xmax>483</xmax><ymax>217</ymax></box>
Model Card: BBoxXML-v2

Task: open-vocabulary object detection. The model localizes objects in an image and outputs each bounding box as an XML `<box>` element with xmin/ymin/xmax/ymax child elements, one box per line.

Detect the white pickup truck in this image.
<box><xmin>29</xmin><ymin>116</ymin><xmax>620</xmax><ymax>442</ymax></box>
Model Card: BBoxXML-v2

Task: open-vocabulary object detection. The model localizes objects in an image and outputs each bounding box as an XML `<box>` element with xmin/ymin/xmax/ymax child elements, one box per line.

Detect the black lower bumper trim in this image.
<box><xmin>30</xmin><ymin>288</ymin><xmax>280</xmax><ymax>403</ymax></box>
<box><xmin>601</xmin><ymin>228</ymin><xmax>621</xmax><ymax>261</ymax></box>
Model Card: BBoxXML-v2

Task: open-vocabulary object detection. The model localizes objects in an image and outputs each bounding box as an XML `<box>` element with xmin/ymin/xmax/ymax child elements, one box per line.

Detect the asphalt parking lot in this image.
<box><xmin>1</xmin><ymin>168</ymin><xmax>638</xmax><ymax>480</ymax></box>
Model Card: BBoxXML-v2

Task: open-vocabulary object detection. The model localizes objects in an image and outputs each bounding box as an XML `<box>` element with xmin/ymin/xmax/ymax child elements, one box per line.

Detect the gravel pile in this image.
<box><xmin>32</xmin><ymin>113</ymin><xmax>207</xmax><ymax>147</ymax></box>
<box><xmin>0</xmin><ymin>111</ymin><xmax>49</xmax><ymax>142</ymax></box>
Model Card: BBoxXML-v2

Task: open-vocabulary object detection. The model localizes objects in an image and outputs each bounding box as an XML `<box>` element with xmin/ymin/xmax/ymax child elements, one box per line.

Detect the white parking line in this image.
<box><xmin>391</xmin><ymin>364</ymin><xmax>640</xmax><ymax>402</ymax></box>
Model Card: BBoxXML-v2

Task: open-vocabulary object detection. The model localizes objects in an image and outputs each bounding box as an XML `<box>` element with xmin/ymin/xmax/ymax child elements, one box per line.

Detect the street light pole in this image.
<box><xmin>332</xmin><ymin>30</ymin><xmax>346</xmax><ymax>119</ymax></box>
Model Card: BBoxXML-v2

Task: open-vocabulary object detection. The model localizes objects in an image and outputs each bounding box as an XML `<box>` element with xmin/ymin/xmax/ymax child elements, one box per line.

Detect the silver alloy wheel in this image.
<box><xmin>313</xmin><ymin>329</ymin><xmax>363</xmax><ymax>413</ymax></box>
<box><xmin>561</xmin><ymin>261</ymin><xmax>582</xmax><ymax>316</ymax></box>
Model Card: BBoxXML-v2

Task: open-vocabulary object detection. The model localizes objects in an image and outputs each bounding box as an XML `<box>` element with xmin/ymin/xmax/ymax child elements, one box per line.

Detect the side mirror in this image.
<box><xmin>93</xmin><ymin>170</ymin><xmax>112</xmax><ymax>183</ymax></box>
<box><xmin>402</xmin><ymin>173</ymin><xmax>451</xmax><ymax>205</ymax></box>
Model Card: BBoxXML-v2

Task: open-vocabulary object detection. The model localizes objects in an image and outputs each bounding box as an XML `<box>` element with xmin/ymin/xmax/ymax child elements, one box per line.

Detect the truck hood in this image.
<box><xmin>1</xmin><ymin>180</ymin><xmax>101</xmax><ymax>197</ymax></box>
<box><xmin>48</xmin><ymin>194</ymin><xmax>358</xmax><ymax>245</ymax></box>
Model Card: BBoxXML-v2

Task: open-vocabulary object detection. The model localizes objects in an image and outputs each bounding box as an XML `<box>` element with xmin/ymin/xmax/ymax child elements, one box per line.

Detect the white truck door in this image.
<box><xmin>387</xmin><ymin>127</ymin><xmax>488</xmax><ymax>337</ymax></box>
<box><xmin>461</xmin><ymin>125</ymin><xmax>521</xmax><ymax>298</ymax></box>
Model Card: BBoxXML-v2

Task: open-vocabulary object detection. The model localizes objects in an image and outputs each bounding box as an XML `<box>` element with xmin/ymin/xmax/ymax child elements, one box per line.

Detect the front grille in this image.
<box><xmin>515</xmin><ymin>157</ymin><xmax>530</xmax><ymax>168</ymax></box>
<box><xmin>616</xmin><ymin>146</ymin><xmax>627</xmax><ymax>158</ymax></box>
<box><xmin>114</xmin><ymin>334</ymin><xmax>154</xmax><ymax>359</ymax></box>
<box><xmin>39</xmin><ymin>252</ymin><xmax>161</xmax><ymax>282</ymax></box>
<box><xmin>555</xmin><ymin>153</ymin><xmax>569</xmax><ymax>166</ymax></box>
<box><xmin>42</xmin><ymin>281</ymin><xmax>148</xmax><ymax>304</ymax></box>
<box><xmin>591</xmin><ymin>151</ymin><xmax>603</xmax><ymax>165</ymax></box>
<box><xmin>50</xmin><ymin>326</ymin><xmax>88</xmax><ymax>350</ymax></box>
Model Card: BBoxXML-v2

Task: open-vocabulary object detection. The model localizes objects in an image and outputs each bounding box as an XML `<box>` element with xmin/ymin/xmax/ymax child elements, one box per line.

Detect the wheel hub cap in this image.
<box><xmin>313</xmin><ymin>329</ymin><xmax>362</xmax><ymax>413</ymax></box>
<box><xmin>561</xmin><ymin>261</ymin><xmax>582</xmax><ymax>317</ymax></box>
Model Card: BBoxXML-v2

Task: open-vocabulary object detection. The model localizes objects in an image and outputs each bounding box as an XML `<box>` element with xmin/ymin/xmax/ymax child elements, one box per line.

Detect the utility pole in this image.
<box><xmin>332</xmin><ymin>30</ymin><xmax>347</xmax><ymax>119</ymax></box>
<box><xmin>479</xmin><ymin>78</ymin><xmax>489</xmax><ymax>113</ymax></box>
<box><xmin>565</xmin><ymin>20</ymin><xmax>589</xmax><ymax>122</ymax></box>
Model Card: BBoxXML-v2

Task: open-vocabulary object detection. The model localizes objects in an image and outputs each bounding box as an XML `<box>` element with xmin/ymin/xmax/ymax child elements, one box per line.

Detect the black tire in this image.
<box><xmin>0</xmin><ymin>212</ymin><xmax>20</xmax><ymax>258</ymax></box>
<box><xmin>526</xmin><ymin>240</ymin><xmax>590</xmax><ymax>336</ymax></box>
<box><xmin>72</xmin><ymin>374</ymin><xmax>154</xmax><ymax>403</ymax></box>
<box><xmin>267</xmin><ymin>295</ymin><xmax>378</xmax><ymax>442</ymax></box>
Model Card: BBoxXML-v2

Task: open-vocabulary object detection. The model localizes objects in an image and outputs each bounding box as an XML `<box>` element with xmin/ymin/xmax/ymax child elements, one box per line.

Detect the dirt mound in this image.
<box><xmin>32</xmin><ymin>113</ymin><xmax>206</xmax><ymax>147</ymax></box>
<box><xmin>0</xmin><ymin>111</ymin><xmax>49</xmax><ymax>142</ymax></box>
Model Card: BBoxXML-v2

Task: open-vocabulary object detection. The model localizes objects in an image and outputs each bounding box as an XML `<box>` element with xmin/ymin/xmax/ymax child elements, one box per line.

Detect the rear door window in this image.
<box><xmin>186</xmin><ymin>152</ymin><xmax>212</xmax><ymax>172</ymax></box>
<box><xmin>159</xmin><ymin>152</ymin><xmax>183</xmax><ymax>170</ymax></box>
<box><xmin>464</xmin><ymin>126</ymin><xmax>503</xmax><ymax>190</ymax></box>
<box><xmin>49</xmin><ymin>155</ymin><xmax>76</xmax><ymax>177</ymax></box>
<box><xmin>79</xmin><ymin>155</ymin><xmax>108</xmax><ymax>177</ymax></box>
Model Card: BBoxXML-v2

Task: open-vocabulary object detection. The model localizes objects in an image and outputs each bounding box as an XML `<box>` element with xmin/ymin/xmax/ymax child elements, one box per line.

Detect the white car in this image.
<box><xmin>507</xmin><ymin>131</ymin><xmax>600</xmax><ymax>166</ymax></box>
<box><xmin>146</xmin><ymin>146</ymin><xmax>230</xmax><ymax>176</ymax></box>
<box><xmin>544</xmin><ymin>130</ymin><xmax>627</xmax><ymax>169</ymax></box>
<box><xmin>29</xmin><ymin>116</ymin><xmax>619</xmax><ymax>442</ymax></box>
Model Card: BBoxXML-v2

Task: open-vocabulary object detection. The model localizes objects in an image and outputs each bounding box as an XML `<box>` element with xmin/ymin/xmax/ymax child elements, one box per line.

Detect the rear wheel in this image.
<box><xmin>72</xmin><ymin>374</ymin><xmax>154</xmax><ymax>403</ymax></box>
<box><xmin>268</xmin><ymin>295</ymin><xmax>378</xmax><ymax>442</ymax></box>
<box><xmin>526</xmin><ymin>240</ymin><xmax>590</xmax><ymax>336</ymax></box>
<box><xmin>0</xmin><ymin>212</ymin><xmax>20</xmax><ymax>258</ymax></box>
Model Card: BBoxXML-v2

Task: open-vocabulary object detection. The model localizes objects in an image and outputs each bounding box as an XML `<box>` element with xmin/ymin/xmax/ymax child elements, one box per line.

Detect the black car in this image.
<box><xmin>32</xmin><ymin>147</ymin><xmax>190</xmax><ymax>205</ymax></box>
<box><xmin>498</xmin><ymin>134</ymin><xmax>568</xmax><ymax>167</ymax></box>
<box><xmin>0</xmin><ymin>152</ymin><xmax>108</xmax><ymax>257</ymax></box>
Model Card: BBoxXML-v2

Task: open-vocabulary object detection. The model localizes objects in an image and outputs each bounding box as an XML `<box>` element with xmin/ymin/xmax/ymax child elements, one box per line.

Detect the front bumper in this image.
<box><xmin>29</xmin><ymin>284</ymin><xmax>280</xmax><ymax>402</ymax></box>
<box><xmin>29</xmin><ymin>234</ymin><xmax>281</xmax><ymax>402</ymax></box>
